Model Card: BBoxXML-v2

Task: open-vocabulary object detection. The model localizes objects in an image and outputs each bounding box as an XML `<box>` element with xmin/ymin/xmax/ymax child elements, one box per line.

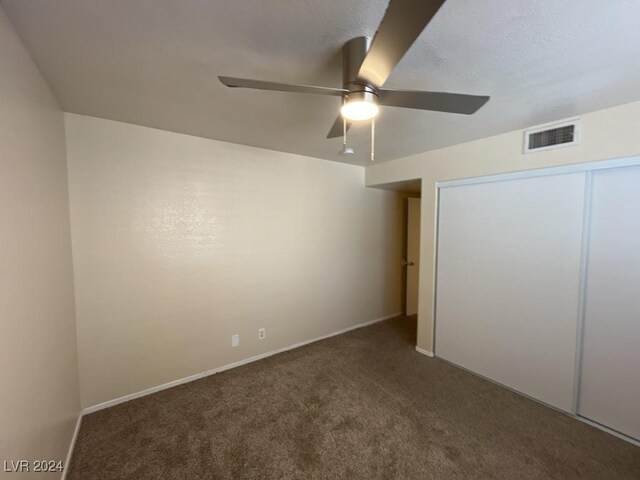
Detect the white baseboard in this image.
<box><xmin>83</xmin><ymin>312</ymin><xmax>402</xmax><ymax>415</ymax></box>
<box><xmin>415</xmin><ymin>346</ymin><xmax>434</xmax><ymax>357</ymax></box>
<box><xmin>60</xmin><ymin>413</ymin><xmax>82</xmax><ymax>480</ymax></box>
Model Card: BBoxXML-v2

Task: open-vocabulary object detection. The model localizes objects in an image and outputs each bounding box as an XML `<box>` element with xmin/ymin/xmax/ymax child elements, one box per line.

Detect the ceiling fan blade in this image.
<box><xmin>326</xmin><ymin>114</ymin><xmax>351</xmax><ymax>139</ymax></box>
<box><xmin>219</xmin><ymin>76</ymin><xmax>347</xmax><ymax>97</ymax></box>
<box><xmin>379</xmin><ymin>88</ymin><xmax>489</xmax><ymax>114</ymax></box>
<box><xmin>357</xmin><ymin>0</ymin><xmax>446</xmax><ymax>87</ymax></box>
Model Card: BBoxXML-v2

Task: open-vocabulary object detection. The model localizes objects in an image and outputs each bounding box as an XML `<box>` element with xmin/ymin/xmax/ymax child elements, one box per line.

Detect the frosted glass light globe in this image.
<box><xmin>341</xmin><ymin>100</ymin><xmax>379</xmax><ymax>121</ymax></box>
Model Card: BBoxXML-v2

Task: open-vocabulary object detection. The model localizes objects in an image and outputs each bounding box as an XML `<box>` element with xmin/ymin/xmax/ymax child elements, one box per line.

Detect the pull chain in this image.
<box><xmin>343</xmin><ymin>115</ymin><xmax>347</xmax><ymax>148</ymax></box>
<box><xmin>370</xmin><ymin>117</ymin><xmax>375</xmax><ymax>162</ymax></box>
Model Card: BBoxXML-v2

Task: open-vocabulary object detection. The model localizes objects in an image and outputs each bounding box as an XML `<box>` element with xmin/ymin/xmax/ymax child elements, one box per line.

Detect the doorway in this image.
<box><xmin>380</xmin><ymin>178</ymin><xmax>421</xmax><ymax>319</ymax></box>
<box><xmin>367</xmin><ymin>178</ymin><xmax>421</xmax><ymax>345</ymax></box>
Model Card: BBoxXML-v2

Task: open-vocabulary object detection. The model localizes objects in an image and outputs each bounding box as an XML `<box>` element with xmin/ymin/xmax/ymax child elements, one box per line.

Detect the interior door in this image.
<box><xmin>435</xmin><ymin>172</ymin><xmax>586</xmax><ymax>412</ymax></box>
<box><xmin>578</xmin><ymin>166</ymin><xmax>640</xmax><ymax>440</ymax></box>
<box><xmin>405</xmin><ymin>197</ymin><xmax>420</xmax><ymax>316</ymax></box>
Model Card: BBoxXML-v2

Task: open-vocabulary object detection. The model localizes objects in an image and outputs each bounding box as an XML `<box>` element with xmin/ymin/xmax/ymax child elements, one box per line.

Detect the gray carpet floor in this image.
<box><xmin>68</xmin><ymin>316</ymin><xmax>640</xmax><ymax>479</ymax></box>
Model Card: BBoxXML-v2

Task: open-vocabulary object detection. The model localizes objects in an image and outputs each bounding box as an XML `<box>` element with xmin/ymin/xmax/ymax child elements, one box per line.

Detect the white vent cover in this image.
<box><xmin>523</xmin><ymin>119</ymin><xmax>580</xmax><ymax>153</ymax></box>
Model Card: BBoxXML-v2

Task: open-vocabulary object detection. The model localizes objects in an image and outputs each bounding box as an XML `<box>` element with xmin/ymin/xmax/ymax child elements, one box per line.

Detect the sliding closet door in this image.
<box><xmin>579</xmin><ymin>166</ymin><xmax>640</xmax><ymax>440</ymax></box>
<box><xmin>436</xmin><ymin>173</ymin><xmax>586</xmax><ymax>412</ymax></box>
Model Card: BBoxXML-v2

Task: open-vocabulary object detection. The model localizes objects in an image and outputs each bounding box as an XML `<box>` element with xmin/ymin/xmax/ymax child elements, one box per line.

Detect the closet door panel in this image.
<box><xmin>579</xmin><ymin>165</ymin><xmax>640</xmax><ymax>440</ymax></box>
<box><xmin>436</xmin><ymin>173</ymin><xmax>586</xmax><ymax>412</ymax></box>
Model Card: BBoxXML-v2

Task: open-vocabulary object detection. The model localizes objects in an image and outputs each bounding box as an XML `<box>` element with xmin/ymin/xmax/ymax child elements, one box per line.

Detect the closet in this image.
<box><xmin>435</xmin><ymin>162</ymin><xmax>640</xmax><ymax>441</ymax></box>
<box><xmin>578</xmin><ymin>165</ymin><xmax>640</xmax><ymax>440</ymax></box>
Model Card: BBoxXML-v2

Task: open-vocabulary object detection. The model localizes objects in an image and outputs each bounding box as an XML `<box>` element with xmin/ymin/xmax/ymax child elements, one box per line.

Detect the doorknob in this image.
<box><xmin>402</xmin><ymin>260</ymin><xmax>415</xmax><ymax>267</ymax></box>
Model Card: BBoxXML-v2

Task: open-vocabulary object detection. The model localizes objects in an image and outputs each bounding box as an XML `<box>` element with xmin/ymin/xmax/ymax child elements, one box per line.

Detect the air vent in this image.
<box><xmin>523</xmin><ymin>119</ymin><xmax>580</xmax><ymax>153</ymax></box>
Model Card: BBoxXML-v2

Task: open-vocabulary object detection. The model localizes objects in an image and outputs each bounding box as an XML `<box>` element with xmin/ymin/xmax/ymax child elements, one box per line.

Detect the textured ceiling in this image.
<box><xmin>3</xmin><ymin>0</ymin><xmax>640</xmax><ymax>165</ymax></box>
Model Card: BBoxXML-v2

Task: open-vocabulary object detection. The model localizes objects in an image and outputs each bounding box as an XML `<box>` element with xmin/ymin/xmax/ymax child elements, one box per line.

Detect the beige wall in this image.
<box><xmin>365</xmin><ymin>101</ymin><xmax>640</xmax><ymax>353</ymax></box>
<box><xmin>65</xmin><ymin>114</ymin><xmax>403</xmax><ymax>409</ymax></box>
<box><xmin>0</xmin><ymin>6</ymin><xmax>79</xmax><ymax>477</ymax></box>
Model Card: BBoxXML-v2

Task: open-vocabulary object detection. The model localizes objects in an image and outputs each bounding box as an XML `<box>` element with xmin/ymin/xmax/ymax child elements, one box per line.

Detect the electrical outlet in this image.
<box><xmin>231</xmin><ymin>334</ymin><xmax>239</xmax><ymax>347</ymax></box>
<box><xmin>258</xmin><ymin>328</ymin><xmax>266</xmax><ymax>340</ymax></box>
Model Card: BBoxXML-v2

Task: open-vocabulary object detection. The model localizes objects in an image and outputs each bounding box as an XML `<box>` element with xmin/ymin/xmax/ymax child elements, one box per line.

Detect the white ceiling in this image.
<box><xmin>3</xmin><ymin>0</ymin><xmax>640</xmax><ymax>165</ymax></box>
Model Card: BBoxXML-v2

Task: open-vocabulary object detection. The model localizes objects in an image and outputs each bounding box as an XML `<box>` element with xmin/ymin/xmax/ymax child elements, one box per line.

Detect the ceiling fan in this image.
<box><xmin>219</xmin><ymin>0</ymin><xmax>489</xmax><ymax>147</ymax></box>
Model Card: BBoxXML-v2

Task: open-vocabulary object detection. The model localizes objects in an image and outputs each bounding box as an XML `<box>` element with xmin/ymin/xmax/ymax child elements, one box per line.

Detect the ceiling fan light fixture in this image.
<box><xmin>220</xmin><ymin>2</ymin><xmax>491</xmax><ymax>143</ymax></box>
<box><xmin>340</xmin><ymin>90</ymin><xmax>379</xmax><ymax>121</ymax></box>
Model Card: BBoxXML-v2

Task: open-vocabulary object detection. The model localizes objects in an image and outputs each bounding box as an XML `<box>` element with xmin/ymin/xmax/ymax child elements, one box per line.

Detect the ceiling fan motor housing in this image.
<box><xmin>342</xmin><ymin>36</ymin><xmax>379</xmax><ymax>101</ymax></box>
